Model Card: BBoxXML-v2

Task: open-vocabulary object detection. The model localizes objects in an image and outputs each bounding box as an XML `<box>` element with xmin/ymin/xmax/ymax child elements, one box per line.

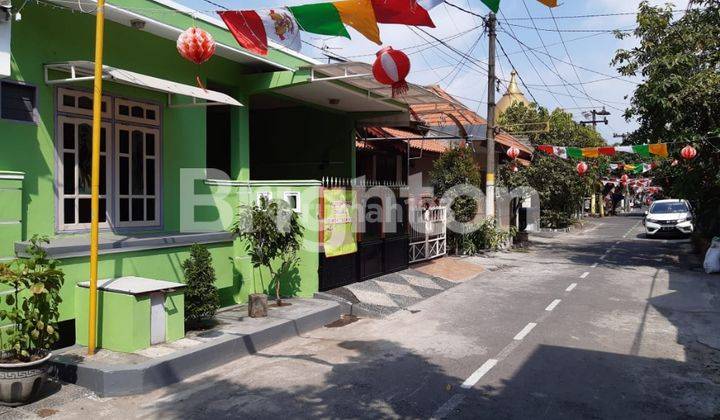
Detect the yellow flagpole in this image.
<box><xmin>88</xmin><ymin>0</ymin><xmax>106</xmax><ymax>356</ymax></box>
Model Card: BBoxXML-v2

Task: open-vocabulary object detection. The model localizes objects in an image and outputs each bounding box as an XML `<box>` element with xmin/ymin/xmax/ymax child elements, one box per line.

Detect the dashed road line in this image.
<box><xmin>591</xmin><ymin>262</ymin><xmax>599</xmax><ymax>268</ymax></box>
<box><xmin>580</xmin><ymin>272</ymin><xmax>589</xmax><ymax>279</ymax></box>
<box><xmin>566</xmin><ymin>283</ymin><xmax>577</xmax><ymax>292</ymax></box>
<box><xmin>431</xmin><ymin>394</ymin><xmax>465</xmax><ymax>419</ymax></box>
<box><xmin>545</xmin><ymin>299</ymin><xmax>561</xmax><ymax>311</ymax></box>
<box><xmin>513</xmin><ymin>323</ymin><xmax>537</xmax><ymax>341</ymax></box>
<box><xmin>460</xmin><ymin>359</ymin><xmax>498</xmax><ymax>389</ymax></box>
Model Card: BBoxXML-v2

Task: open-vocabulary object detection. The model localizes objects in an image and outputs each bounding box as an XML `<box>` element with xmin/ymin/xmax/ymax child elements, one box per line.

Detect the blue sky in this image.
<box><xmin>180</xmin><ymin>0</ymin><xmax>689</xmax><ymax>143</ymax></box>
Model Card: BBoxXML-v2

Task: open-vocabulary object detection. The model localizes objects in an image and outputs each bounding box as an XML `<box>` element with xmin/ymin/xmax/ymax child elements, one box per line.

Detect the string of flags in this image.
<box><xmin>607</xmin><ymin>162</ymin><xmax>658</xmax><ymax>174</ymax></box>
<box><xmin>536</xmin><ymin>143</ymin><xmax>669</xmax><ymax>159</ymax></box>
<box><xmin>212</xmin><ymin>0</ymin><xmax>557</xmax><ymax>56</ymax></box>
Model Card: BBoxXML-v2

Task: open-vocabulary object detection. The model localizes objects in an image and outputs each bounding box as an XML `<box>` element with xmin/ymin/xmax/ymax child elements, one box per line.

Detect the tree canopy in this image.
<box><xmin>612</xmin><ymin>0</ymin><xmax>720</xmax><ymax>237</ymax></box>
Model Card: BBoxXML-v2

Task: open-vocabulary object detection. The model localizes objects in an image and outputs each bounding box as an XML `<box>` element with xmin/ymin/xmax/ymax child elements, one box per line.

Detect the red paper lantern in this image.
<box><xmin>576</xmin><ymin>161</ymin><xmax>588</xmax><ymax>176</ymax></box>
<box><xmin>373</xmin><ymin>46</ymin><xmax>411</xmax><ymax>98</ymax></box>
<box><xmin>177</xmin><ymin>27</ymin><xmax>216</xmax><ymax>65</ymax></box>
<box><xmin>506</xmin><ymin>146</ymin><xmax>520</xmax><ymax>160</ymax></box>
<box><xmin>620</xmin><ymin>174</ymin><xmax>629</xmax><ymax>185</ymax></box>
<box><xmin>680</xmin><ymin>145</ymin><xmax>697</xmax><ymax>160</ymax></box>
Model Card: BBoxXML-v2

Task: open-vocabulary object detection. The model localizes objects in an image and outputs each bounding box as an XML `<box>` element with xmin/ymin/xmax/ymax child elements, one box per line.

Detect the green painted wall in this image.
<box><xmin>0</xmin><ymin>173</ymin><xmax>24</xmax><ymax>261</ymax></box>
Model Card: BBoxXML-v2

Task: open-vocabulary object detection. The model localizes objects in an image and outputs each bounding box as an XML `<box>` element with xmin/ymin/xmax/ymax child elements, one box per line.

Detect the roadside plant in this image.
<box><xmin>231</xmin><ymin>197</ymin><xmax>303</xmax><ymax>306</ymax></box>
<box><xmin>182</xmin><ymin>244</ymin><xmax>220</xmax><ymax>328</ymax></box>
<box><xmin>0</xmin><ymin>235</ymin><xmax>64</xmax><ymax>362</ymax></box>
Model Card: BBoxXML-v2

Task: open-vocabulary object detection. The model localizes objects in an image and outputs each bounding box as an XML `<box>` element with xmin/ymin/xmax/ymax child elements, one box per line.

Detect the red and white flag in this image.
<box><xmin>219</xmin><ymin>8</ymin><xmax>302</xmax><ymax>56</ymax></box>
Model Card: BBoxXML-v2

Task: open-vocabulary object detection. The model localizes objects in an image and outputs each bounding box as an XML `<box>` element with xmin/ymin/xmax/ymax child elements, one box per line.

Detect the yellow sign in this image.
<box><xmin>323</xmin><ymin>189</ymin><xmax>357</xmax><ymax>257</ymax></box>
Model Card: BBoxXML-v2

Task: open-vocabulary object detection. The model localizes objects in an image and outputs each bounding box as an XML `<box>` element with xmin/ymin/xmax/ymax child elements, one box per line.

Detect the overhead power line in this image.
<box><xmin>549</xmin><ymin>6</ymin><xmax>594</xmax><ymax>108</ymax></box>
<box><xmin>495</xmin><ymin>38</ymin><xmax>540</xmax><ymax>104</ymax></box>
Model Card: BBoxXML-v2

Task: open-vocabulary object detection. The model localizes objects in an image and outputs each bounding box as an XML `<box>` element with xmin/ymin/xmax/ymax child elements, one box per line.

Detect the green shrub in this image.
<box><xmin>0</xmin><ymin>235</ymin><xmax>64</xmax><ymax>361</ymax></box>
<box><xmin>182</xmin><ymin>244</ymin><xmax>220</xmax><ymax>328</ymax></box>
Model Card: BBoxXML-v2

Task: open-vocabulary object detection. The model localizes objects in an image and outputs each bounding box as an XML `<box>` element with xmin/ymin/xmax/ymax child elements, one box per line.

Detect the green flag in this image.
<box><xmin>481</xmin><ymin>0</ymin><xmax>500</xmax><ymax>12</ymax></box>
<box><xmin>632</xmin><ymin>144</ymin><xmax>651</xmax><ymax>157</ymax></box>
<box><xmin>288</xmin><ymin>3</ymin><xmax>350</xmax><ymax>38</ymax></box>
<box><xmin>566</xmin><ymin>147</ymin><xmax>583</xmax><ymax>159</ymax></box>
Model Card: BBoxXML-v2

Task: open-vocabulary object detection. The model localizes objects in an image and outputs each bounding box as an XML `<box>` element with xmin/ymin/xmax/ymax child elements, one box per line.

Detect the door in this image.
<box><xmin>150</xmin><ymin>292</ymin><xmax>166</xmax><ymax>345</ymax></box>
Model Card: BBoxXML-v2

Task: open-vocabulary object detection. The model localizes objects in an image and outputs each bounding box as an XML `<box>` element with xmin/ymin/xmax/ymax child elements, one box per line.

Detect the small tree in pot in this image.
<box><xmin>231</xmin><ymin>197</ymin><xmax>302</xmax><ymax>316</ymax></box>
<box><xmin>182</xmin><ymin>244</ymin><xmax>220</xmax><ymax>329</ymax></box>
<box><xmin>0</xmin><ymin>235</ymin><xmax>64</xmax><ymax>406</ymax></box>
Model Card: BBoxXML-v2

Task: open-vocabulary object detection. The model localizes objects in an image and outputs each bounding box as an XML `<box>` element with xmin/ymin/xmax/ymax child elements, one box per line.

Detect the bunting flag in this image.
<box><xmin>537</xmin><ymin>143</ymin><xmax>670</xmax><ymax>159</ymax></box>
<box><xmin>537</xmin><ymin>0</ymin><xmax>558</xmax><ymax>6</ymax></box>
<box><xmin>481</xmin><ymin>0</ymin><xmax>500</xmax><ymax>12</ymax></box>
<box><xmin>287</xmin><ymin>2</ymin><xmax>351</xmax><ymax>39</ymax></box>
<box><xmin>334</xmin><ymin>0</ymin><xmax>382</xmax><ymax>44</ymax></box>
<box><xmin>219</xmin><ymin>8</ymin><xmax>302</xmax><ymax>55</ymax></box>
<box><xmin>373</xmin><ymin>0</ymin><xmax>435</xmax><ymax>27</ymax></box>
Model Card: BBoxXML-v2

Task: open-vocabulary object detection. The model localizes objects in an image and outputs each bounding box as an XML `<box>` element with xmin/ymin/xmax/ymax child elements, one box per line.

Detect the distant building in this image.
<box><xmin>495</xmin><ymin>70</ymin><xmax>531</xmax><ymax>121</ymax></box>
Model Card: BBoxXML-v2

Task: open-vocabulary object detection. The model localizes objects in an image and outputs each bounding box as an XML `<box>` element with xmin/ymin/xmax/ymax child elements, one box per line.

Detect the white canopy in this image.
<box><xmin>45</xmin><ymin>61</ymin><xmax>243</xmax><ymax>107</ymax></box>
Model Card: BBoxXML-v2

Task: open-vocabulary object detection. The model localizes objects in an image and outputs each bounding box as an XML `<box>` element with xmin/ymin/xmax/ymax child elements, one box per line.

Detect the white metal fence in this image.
<box><xmin>409</xmin><ymin>206</ymin><xmax>447</xmax><ymax>263</ymax></box>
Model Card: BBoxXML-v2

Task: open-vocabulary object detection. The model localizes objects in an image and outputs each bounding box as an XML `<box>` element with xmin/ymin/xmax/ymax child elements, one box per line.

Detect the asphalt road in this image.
<box><xmin>8</xmin><ymin>213</ymin><xmax>720</xmax><ymax>419</ymax></box>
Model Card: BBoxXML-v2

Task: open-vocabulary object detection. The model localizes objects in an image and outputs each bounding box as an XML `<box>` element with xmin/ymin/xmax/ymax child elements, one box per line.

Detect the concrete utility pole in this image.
<box><xmin>580</xmin><ymin>108</ymin><xmax>610</xmax><ymax>129</ymax></box>
<box><xmin>484</xmin><ymin>12</ymin><xmax>497</xmax><ymax>219</ymax></box>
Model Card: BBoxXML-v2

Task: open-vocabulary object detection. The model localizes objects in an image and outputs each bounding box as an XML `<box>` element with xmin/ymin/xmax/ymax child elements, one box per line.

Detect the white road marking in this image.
<box><xmin>580</xmin><ymin>272</ymin><xmax>589</xmax><ymax>279</ymax></box>
<box><xmin>566</xmin><ymin>283</ymin><xmax>577</xmax><ymax>292</ymax></box>
<box><xmin>513</xmin><ymin>323</ymin><xmax>537</xmax><ymax>341</ymax></box>
<box><xmin>615</xmin><ymin>241</ymin><xmax>621</xmax><ymax>245</ymax></box>
<box><xmin>599</xmin><ymin>255</ymin><xmax>606</xmax><ymax>261</ymax></box>
<box><xmin>431</xmin><ymin>394</ymin><xmax>466</xmax><ymax>419</ymax></box>
<box><xmin>461</xmin><ymin>359</ymin><xmax>498</xmax><ymax>389</ymax></box>
<box><xmin>604</xmin><ymin>249</ymin><xmax>612</xmax><ymax>254</ymax></box>
<box><xmin>545</xmin><ymin>299</ymin><xmax>561</xmax><ymax>311</ymax></box>
<box><xmin>591</xmin><ymin>262</ymin><xmax>599</xmax><ymax>268</ymax></box>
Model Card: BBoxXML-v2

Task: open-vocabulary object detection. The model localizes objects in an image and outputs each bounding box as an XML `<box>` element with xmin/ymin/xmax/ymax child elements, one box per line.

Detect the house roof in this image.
<box><xmin>357</xmin><ymin>127</ymin><xmax>449</xmax><ymax>154</ymax></box>
<box><xmin>409</xmin><ymin>85</ymin><xmax>532</xmax><ymax>154</ymax></box>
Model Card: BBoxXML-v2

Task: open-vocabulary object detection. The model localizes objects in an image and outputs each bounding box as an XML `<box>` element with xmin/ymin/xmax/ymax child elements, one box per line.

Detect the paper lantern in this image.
<box><xmin>177</xmin><ymin>27</ymin><xmax>216</xmax><ymax>65</ymax></box>
<box><xmin>576</xmin><ymin>161</ymin><xmax>588</xmax><ymax>176</ymax></box>
<box><xmin>671</xmin><ymin>159</ymin><xmax>679</xmax><ymax>167</ymax></box>
<box><xmin>373</xmin><ymin>46</ymin><xmax>411</xmax><ymax>98</ymax></box>
<box><xmin>506</xmin><ymin>146</ymin><xmax>520</xmax><ymax>160</ymax></box>
<box><xmin>680</xmin><ymin>145</ymin><xmax>697</xmax><ymax>160</ymax></box>
<box><xmin>620</xmin><ymin>174</ymin><xmax>629</xmax><ymax>185</ymax></box>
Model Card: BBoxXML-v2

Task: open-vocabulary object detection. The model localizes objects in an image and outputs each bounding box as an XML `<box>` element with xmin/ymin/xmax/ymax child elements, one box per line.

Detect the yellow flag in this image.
<box><xmin>537</xmin><ymin>0</ymin><xmax>558</xmax><ymax>6</ymax></box>
<box><xmin>582</xmin><ymin>148</ymin><xmax>599</xmax><ymax>158</ymax></box>
<box><xmin>648</xmin><ymin>143</ymin><xmax>668</xmax><ymax>157</ymax></box>
<box><xmin>333</xmin><ymin>0</ymin><xmax>381</xmax><ymax>45</ymax></box>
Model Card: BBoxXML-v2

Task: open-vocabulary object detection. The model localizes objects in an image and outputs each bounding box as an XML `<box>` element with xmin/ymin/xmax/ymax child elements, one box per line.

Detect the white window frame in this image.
<box><xmin>57</xmin><ymin>88</ymin><xmax>111</xmax><ymax>119</ymax></box>
<box><xmin>114</xmin><ymin>123</ymin><xmax>161</xmax><ymax>228</ymax></box>
<box><xmin>57</xmin><ymin>116</ymin><xmax>111</xmax><ymax>231</ymax></box>
<box><xmin>283</xmin><ymin>191</ymin><xmax>301</xmax><ymax>212</ymax></box>
<box><xmin>115</xmin><ymin>97</ymin><xmax>160</xmax><ymax>125</ymax></box>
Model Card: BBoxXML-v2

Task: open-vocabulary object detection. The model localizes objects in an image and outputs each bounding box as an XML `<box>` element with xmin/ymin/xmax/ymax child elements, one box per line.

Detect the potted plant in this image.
<box><xmin>182</xmin><ymin>244</ymin><xmax>220</xmax><ymax>329</ymax></box>
<box><xmin>231</xmin><ymin>197</ymin><xmax>302</xmax><ymax>316</ymax></box>
<box><xmin>0</xmin><ymin>235</ymin><xmax>64</xmax><ymax>406</ymax></box>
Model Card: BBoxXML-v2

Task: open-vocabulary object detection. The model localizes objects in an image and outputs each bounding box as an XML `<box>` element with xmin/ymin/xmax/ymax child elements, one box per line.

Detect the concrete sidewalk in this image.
<box><xmin>317</xmin><ymin>257</ymin><xmax>486</xmax><ymax>318</ymax></box>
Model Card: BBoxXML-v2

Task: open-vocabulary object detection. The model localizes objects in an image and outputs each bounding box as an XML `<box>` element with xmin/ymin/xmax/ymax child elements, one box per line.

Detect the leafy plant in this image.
<box><xmin>612</xmin><ymin>0</ymin><xmax>720</xmax><ymax>239</ymax></box>
<box><xmin>231</xmin><ymin>197</ymin><xmax>303</xmax><ymax>306</ymax></box>
<box><xmin>182</xmin><ymin>244</ymin><xmax>220</xmax><ymax>328</ymax></box>
<box><xmin>430</xmin><ymin>146</ymin><xmax>484</xmax><ymax>254</ymax></box>
<box><xmin>0</xmin><ymin>235</ymin><xmax>64</xmax><ymax>362</ymax></box>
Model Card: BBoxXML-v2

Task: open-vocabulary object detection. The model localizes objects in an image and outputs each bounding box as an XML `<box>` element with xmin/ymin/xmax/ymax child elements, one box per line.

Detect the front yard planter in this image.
<box><xmin>0</xmin><ymin>352</ymin><xmax>52</xmax><ymax>406</ymax></box>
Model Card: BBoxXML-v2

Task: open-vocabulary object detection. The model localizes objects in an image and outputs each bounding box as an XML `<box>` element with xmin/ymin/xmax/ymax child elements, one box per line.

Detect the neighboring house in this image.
<box><xmin>0</xmin><ymin>0</ymin><xmax>429</xmax><ymax>345</ymax></box>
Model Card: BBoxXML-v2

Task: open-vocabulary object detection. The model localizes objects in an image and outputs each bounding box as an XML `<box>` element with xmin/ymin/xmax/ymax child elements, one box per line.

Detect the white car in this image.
<box><xmin>644</xmin><ymin>199</ymin><xmax>694</xmax><ymax>237</ymax></box>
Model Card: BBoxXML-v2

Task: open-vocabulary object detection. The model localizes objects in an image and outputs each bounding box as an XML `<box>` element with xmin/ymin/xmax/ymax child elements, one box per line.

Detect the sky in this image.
<box><xmin>181</xmin><ymin>0</ymin><xmax>690</xmax><ymax>144</ymax></box>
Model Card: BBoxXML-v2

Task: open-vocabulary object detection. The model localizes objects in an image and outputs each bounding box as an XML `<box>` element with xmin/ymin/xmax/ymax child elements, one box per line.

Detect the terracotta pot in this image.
<box><xmin>0</xmin><ymin>352</ymin><xmax>52</xmax><ymax>406</ymax></box>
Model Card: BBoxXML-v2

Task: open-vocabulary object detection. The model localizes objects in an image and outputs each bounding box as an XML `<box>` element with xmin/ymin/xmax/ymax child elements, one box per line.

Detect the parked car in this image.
<box><xmin>644</xmin><ymin>199</ymin><xmax>694</xmax><ymax>237</ymax></box>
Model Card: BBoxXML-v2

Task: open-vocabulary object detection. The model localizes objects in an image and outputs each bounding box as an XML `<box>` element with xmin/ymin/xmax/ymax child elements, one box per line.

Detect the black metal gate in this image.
<box><xmin>318</xmin><ymin>178</ymin><xmax>409</xmax><ymax>291</ymax></box>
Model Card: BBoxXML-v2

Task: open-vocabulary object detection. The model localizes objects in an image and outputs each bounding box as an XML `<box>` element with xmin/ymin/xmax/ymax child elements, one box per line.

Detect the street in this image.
<box><xmin>9</xmin><ymin>213</ymin><xmax>720</xmax><ymax>419</ymax></box>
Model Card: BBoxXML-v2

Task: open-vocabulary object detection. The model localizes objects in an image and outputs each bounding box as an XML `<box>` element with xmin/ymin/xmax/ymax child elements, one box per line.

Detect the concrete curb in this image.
<box><xmin>51</xmin><ymin>300</ymin><xmax>341</xmax><ymax>397</ymax></box>
<box><xmin>313</xmin><ymin>292</ymin><xmax>383</xmax><ymax>319</ymax></box>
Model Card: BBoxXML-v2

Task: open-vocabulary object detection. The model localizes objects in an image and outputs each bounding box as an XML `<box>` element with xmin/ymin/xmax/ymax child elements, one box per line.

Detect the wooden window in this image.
<box><xmin>57</xmin><ymin>88</ymin><xmax>110</xmax><ymax>119</ymax></box>
<box><xmin>1</xmin><ymin>81</ymin><xmax>37</xmax><ymax>123</ymax></box>
<box><xmin>115</xmin><ymin>98</ymin><xmax>160</xmax><ymax>125</ymax></box>
<box><xmin>57</xmin><ymin>116</ymin><xmax>111</xmax><ymax>230</ymax></box>
<box><xmin>115</xmin><ymin>124</ymin><xmax>160</xmax><ymax>227</ymax></box>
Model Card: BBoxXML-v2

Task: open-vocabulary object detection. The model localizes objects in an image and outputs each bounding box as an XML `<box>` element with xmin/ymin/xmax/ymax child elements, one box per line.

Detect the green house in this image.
<box><xmin>0</xmin><ymin>0</ymin><xmax>420</xmax><ymax>350</ymax></box>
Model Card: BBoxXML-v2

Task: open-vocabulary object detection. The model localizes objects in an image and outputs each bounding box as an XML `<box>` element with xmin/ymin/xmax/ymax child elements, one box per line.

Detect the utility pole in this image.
<box><xmin>484</xmin><ymin>12</ymin><xmax>497</xmax><ymax>219</ymax></box>
<box><xmin>613</xmin><ymin>132</ymin><xmax>630</xmax><ymax>142</ymax></box>
<box><xmin>580</xmin><ymin>107</ymin><xmax>610</xmax><ymax>129</ymax></box>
